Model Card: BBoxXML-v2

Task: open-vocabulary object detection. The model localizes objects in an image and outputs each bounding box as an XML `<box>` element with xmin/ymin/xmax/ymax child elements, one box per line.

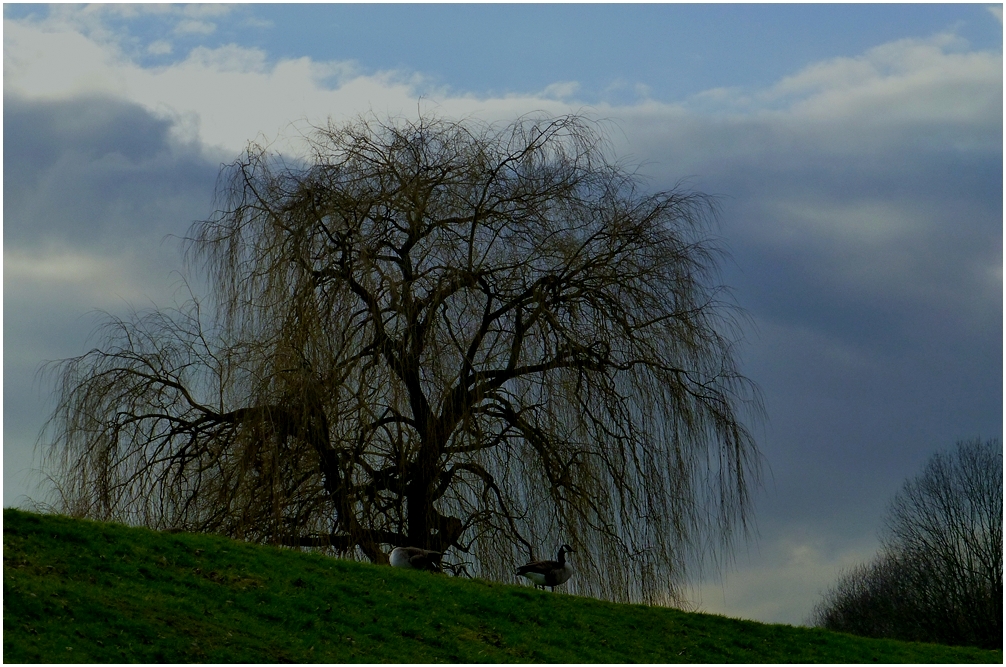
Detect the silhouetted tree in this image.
<box><xmin>812</xmin><ymin>438</ymin><xmax>1002</xmax><ymax>649</ymax></box>
<box><xmin>39</xmin><ymin>113</ymin><xmax>762</xmax><ymax>604</ymax></box>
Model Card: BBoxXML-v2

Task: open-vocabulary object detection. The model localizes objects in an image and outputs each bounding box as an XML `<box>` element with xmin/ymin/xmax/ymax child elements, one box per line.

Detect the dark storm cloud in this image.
<box><xmin>720</xmin><ymin>141</ymin><xmax>1000</xmax><ymax>350</ymax></box>
<box><xmin>751</xmin><ymin>175</ymin><xmax>995</xmax><ymax>498</ymax></box>
<box><xmin>5</xmin><ymin>94</ymin><xmax>172</xmax><ymax>179</ymax></box>
<box><xmin>4</xmin><ymin>93</ymin><xmax>219</xmax><ymax>248</ymax></box>
<box><xmin>626</xmin><ymin>104</ymin><xmax>1000</xmax><ymax>351</ymax></box>
<box><xmin>638</xmin><ymin>74</ymin><xmax>1002</xmax><ymax>619</ymax></box>
<box><xmin>4</xmin><ymin>94</ymin><xmax>222</xmax><ymax>505</ymax></box>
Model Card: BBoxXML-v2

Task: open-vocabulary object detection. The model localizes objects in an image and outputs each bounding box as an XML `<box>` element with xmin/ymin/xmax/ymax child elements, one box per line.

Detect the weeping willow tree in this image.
<box><xmin>40</xmin><ymin>113</ymin><xmax>761</xmax><ymax>604</ymax></box>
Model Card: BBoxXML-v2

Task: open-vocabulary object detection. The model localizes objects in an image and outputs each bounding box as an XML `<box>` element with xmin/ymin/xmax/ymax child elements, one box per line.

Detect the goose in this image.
<box><xmin>516</xmin><ymin>544</ymin><xmax>574</xmax><ymax>591</ymax></box>
<box><xmin>389</xmin><ymin>546</ymin><xmax>443</xmax><ymax>572</ymax></box>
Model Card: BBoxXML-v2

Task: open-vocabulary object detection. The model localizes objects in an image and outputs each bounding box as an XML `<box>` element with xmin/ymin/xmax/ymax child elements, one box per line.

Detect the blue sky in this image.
<box><xmin>3</xmin><ymin>3</ymin><xmax>1002</xmax><ymax>626</ymax></box>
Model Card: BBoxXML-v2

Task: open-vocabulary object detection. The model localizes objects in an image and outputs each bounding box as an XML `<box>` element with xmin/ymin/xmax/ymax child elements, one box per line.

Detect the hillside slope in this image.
<box><xmin>3</xmin><ymin>509</ymin><xmax>1001</xmax><ymax>663</ymax></box>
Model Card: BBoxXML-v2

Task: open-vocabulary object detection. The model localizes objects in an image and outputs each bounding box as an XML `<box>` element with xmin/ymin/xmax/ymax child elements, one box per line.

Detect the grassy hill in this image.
<box><xmin>3</xmin><ymin>509</ymin><xmax>1001</xmax><ymax>663</ymax></box>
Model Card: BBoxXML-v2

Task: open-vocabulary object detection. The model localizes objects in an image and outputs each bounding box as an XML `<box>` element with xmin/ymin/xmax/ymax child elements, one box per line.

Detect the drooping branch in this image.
<box><xmin>41</xmin><ymin>112</ymin><xmax>762</xmax><ymax>605</ymax></box>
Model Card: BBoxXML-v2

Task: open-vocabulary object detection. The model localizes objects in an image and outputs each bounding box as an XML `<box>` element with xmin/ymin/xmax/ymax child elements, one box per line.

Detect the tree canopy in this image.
<box><xmin>40</xmin><ymin>113</ymin><xmax>762</xmax><ymax>604</ymax></box>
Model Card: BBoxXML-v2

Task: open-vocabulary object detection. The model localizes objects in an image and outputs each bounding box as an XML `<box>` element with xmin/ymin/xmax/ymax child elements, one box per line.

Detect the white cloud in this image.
<box><xmin>3</xmin><ymin>19</ymin><xmax>130</xmax><ymax>99</ymax></box>
<box><xmin>692</xmin><ymin>529</ymin><xmax>880</xmax><ymax>624</ymax></box>
<box><xmin>241</xmin><ymin>16</ymin><xmax>274</xmax><ymax>30</ymax></box>
<box><xmin>0</xmin><ymin>13</ymin><xmax>617</xmax><ymax>155</ymax></box>
<box><xmin>598</xmin><ymin>77</ymin><xmax>654</xmax><ymax>104</ymax></box>
<box><xmin>5</xmin><ymin>13</ymin><xmax>998</xmax><ymax>160</ymax></box>
<box><xmin>759</xmin><ymin>33</ymin><xmax>1000</xmax><ymax>125</ymax></box>
<box><xmin>173</xmin><ymin>19</ymin><xmax>216</xmax><ymax>37</ymax></box>
<box><xmin>988</xmin><ymin>5</ymin><xmax>1003</xmax><ymax>24</ymax></box>
<box><xmin>147</xmin><ymin>39</ymin><xmax>173</xmax><ymax>56</ymax></box>
<box><xmin>662</xmin><ymin>32</ymin><xmax>1001</xmax><ymax>146</ymax></box>
<box><xmin>3</xmin><ymin>246</ymin><xmax>182</xmax><ymax>311</ymax></box>
<box><xmin>540</xmin><ymin>81</ymin><xmax>580</xmax><ymax>100</ymax></box>
<box><xmin>3</xmin><ymin>18</ymin><xmax>437</xmax><ymax>154</ymax></box>
<box><xmin>767</xmin><ymin>199</ymin><xmax>916</xmax><ymax>247</ymax></box>
<box><xmin>4</xmin><ymin>248</ymin><xmax>111</xmax><ymax>283</ymax></box>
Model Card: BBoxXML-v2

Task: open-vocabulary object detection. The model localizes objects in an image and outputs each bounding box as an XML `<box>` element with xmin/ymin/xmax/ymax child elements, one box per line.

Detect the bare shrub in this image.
<box><xmin>812</xmin><ymin>438</ymin><xmax>1002</xmax><ymax>649</ymax></box>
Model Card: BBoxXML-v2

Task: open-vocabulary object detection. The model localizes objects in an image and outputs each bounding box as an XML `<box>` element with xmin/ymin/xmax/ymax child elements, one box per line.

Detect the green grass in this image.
<box><xmin>3</xmin><ymin>509</ymin><xmax>1001</xmax><ymax>663</ymax></box>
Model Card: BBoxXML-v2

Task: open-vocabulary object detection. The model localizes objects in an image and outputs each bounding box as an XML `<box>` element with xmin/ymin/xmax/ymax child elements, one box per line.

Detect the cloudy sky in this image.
<box><xmin>4</xmin><ymin>3</ymin><xmax>1002</xmax><ymax>626</ymax></box>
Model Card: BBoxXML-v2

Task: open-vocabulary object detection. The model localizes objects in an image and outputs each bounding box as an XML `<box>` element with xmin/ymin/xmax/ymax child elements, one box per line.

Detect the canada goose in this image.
<box><xmin>516</xmin><ymin>544</ymin><xmax>574</xmax><ymax>591</ymax></box>
<box><xmin>389</xmin><ymin>546</ymin><xmax>443</xmax><ymax>572</ymax></box>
